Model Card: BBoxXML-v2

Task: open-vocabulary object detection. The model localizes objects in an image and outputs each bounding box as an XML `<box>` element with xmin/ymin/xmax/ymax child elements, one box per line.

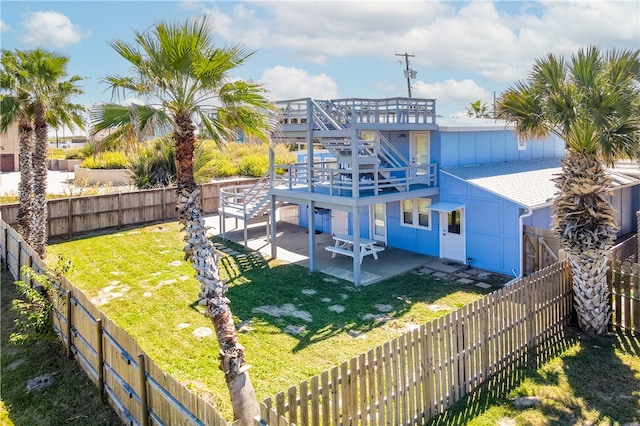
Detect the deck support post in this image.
<box><xmin>270</xmin><ymin>194</ymin><xmax>277</xmax><ymax>259</ymax></box>
<box><xmin>308</xmin><ymin>200</ymin><xmax>316</xmax><ymax>272</ymax></box>
<box><xmin>352</xmin><ymin>205</ymin><xmax>361</xmax><ymax>286</ymax></box>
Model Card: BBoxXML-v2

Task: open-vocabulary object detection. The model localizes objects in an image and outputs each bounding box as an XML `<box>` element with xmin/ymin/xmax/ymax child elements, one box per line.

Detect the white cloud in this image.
<box><xmin>260</xmin><ymin>66</ymin><xmax>339</xmax><ymax>101</ymax></box>
<box><xmin>412</xmin><ymin>79</ymin><xmax>492</xmax><ymax>116</ymax></box>
<box><xmin>202</xmin><ymin>1</ymin><xmax>640</xmax><ymax>85</ymax></box>
<box><xmin>0</xmin><ymin>20</ymin><xmax>9</xmax><ymax>32</ymax></box>
<box><xmin>20</xmin><ymin>11</ymin><xmax>86</xmax><ymax>48</ymax></box>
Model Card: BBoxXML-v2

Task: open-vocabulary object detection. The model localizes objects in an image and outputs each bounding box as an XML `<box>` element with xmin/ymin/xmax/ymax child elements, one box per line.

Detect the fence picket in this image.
<box><xmin>320</xmin><ymin>371</ymin><xmax>330</xmax><ymax>426</ymax></box>
<box><xmin>366</xmin><ymin>349</ymin><xmax>376</xmax><ymax>426</ymax></box>
<box><xmin>288</xmin><ymin>386</ymin><xmax>297</xmax><ymax>426</ymax></box>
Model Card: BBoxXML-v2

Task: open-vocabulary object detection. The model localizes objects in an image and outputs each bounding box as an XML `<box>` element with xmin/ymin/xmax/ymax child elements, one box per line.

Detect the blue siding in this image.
<box><xmin>299</xmin><ymin>205</ymin><xmax>332</xmax><ymax>233</ymax></box>
<box><xmin>525</xmin><ymin>207</ymin><xmax>553</xmax><ymax>229</ymax></box>
<box><xmin>438</xmin><ymin>129</ymin><xmax>564</xmax><ymax>168</ymax></box>
<box><xmin>439</xmin><ymin>172</ymin><xmax>523</xmax><ymax>276</ymax></box>
<box><xmin>385</xmin><ymin>202</ymin><xmax>440</xmax><ymax>255</ymax></box>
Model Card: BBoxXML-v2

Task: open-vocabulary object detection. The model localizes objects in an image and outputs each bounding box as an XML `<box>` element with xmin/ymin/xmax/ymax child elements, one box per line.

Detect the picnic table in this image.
<box><xmin>325</xmin><ymin>234</ymin><xmax>385</xmax><ymax>264</ymax></box>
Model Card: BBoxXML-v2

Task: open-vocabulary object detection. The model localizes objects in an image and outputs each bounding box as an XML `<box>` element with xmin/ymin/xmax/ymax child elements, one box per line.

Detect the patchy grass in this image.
<box><xmin>46</xmin><ymin>221</ymin><xmax>496</xmax><ymax>418</ymax></box>
<box><xmin>0</xmin><ymin>268</ymin><xmax>121</xmax><ymax>426</ymax></box>
<box><xmin>428</xmin><ymin>328</ymin><xmax>640</xmax><ymax>425</ymax></box>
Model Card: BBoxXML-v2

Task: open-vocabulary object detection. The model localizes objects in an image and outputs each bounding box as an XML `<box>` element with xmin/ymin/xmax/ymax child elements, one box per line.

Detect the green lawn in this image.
<box><xmin>46</xmin><ymin>221</ymin><xmax>495</xmax><ymax>418</ymax></box>
<box><xmin>428</xmin><ymin>329</ymin><xmax>640</xmax><ymax>425</ymax></box>
<box><xmin>0</xmin><ymin>269</ymin><xmax>121</xmax><ymax>426</ymax></box>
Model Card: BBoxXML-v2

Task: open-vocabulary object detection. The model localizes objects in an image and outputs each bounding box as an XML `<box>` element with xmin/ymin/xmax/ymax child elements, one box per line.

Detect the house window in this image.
<box><xmin>401</xmin><ymin>198</ymin><xmax>432</xmax><ymax>230</ymax></box>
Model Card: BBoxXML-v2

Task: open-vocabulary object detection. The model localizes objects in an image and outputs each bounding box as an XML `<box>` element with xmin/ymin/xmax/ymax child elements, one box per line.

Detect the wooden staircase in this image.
<box><xmin>319</xmin><ymin>130</ymin><xmax>413</xmax><ymax>192</ymax></box>
<box><xmin>219</xmin><ymin>173</ymin><xmax>277</xmax><ymax>247</ymax></box>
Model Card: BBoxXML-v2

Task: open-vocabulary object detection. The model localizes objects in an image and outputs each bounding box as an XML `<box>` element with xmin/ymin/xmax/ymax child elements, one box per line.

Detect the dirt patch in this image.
<box><xmin>91</xmin><ymin>283</ymin><xmax>130</xmax><ymax>306</ymax></box>
<box><xmin>252</xmin><ymin>304</ymin><xmax>313</xmax><ymax>322</ymax></box>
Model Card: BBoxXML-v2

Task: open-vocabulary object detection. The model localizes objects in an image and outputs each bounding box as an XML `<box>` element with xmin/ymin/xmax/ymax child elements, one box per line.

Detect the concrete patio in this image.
<box><xmin>204</xmin><ymin>215</ymin><xmax>512</xmax><ymax>287</ymax></box>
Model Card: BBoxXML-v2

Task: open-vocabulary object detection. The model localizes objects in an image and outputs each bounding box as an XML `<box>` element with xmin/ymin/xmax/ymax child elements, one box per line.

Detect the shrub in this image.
<box><xmin>11</xmin><ymin>255</ymin><xmax>71</xmax><ymax>344</ymax></box>
<box><xmin>64</xmin><ymin>148</ymin><xmax>84</xmax><ymax>160</ymax></box>
<box><xmin>129</xmin><ymin>137</ymin><xmax>176</xmax><ymax>188</ymax></box>
<box><xmin>81</xmin><ymin>151</ymin><xmax>129</xmax><ymax>169</ymax></box>
<box><xmin>238</xmin><ymin>155</ymin><xmax>269</xmax><ymax>177</ymax></box>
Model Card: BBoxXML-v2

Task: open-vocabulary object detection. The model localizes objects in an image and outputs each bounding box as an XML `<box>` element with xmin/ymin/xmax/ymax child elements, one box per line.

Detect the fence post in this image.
<box><xmin>68</xmin><ymin>199</ymin><xmax>73</xmax><ymax>239</ymax></box>
<box><xmin>47</xmin><ymin>201</ymin><xmax>52</xmax><ymax>240</ymax></box>
<box><xmin>161</xmin><ymin>187</ymin><xmax>166</xmax><ymax>221</ymax></box>
<box><xmin>2</xmin><ymin>223</ymin><xmax>7</xmax><ymax>270</ymax></box>
<box><xmin>26</xmin><ymin>254</ymin><xmax>33</xmax><ymax>288</ymax></box>
<box><xmin>17</xmin><ymin>239</ymin><xmax>22</xmax><ymax>280</ymax></box>
<box><xmin>524</xmin><ymin>276</ymin><xmax>535</xmax><ymax>368</ymax></box>
<box><xmin>138</xmin><ymin>354</ymin><xmax>149</xmax><ymax>426</ymax></box>
<box><xmin>117</xmin><ymin>193</ymin><xmax>122</xmax><ymax>230</ymax></box>
<box><xmin>481</xmin><ymin>296</ymin><xmax>490</xmax><ymax>381</ymax></box>
<box><xmin>96</xmin><ymin>318</ymin><xmax>104</xmax><ymax>400</ymax></box>
<box><xmin>65</xmin><ymin>290</ymin><xmax>72</xmax><ymax>359</ymax></box>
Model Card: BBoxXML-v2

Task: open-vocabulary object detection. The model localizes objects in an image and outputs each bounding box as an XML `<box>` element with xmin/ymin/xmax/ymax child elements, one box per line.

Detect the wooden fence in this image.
<box><xmin>261</xmin><ymin>261</ymin><xmax>574</xmax><ymax>426</ymax></box>
<box><xmin>1</xmin><ymin>219</ymin><xmax>235</xmax><ymax>425</ymax></box>
<box><xmin>0</xmin><ymin>178</ymin><xmax>258</xmax><ymax>241</ymax></box>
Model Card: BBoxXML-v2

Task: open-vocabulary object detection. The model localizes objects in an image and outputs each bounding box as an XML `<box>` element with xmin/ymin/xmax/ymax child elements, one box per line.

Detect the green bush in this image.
<box><xmin>129</xmin><ymin>137</ymin><xmax>176</xmax><ymax>188</ymax></box>
<box><xmin>195</xmin><ymin>156</ymin><xmax>239</xmax><ymax>181</ymax></box>
<box><xmin>11</xmin><ymin>255</ymin><xmax>71</xmax><ymax>344</ymax></box>
<box><xmin>238</xmin><ymin>155</ymin><xmax>269</xmax><ymax>177</ymax></box>
<box><xmin>64</xmin><ymin>148</ymin><xmax>83</xmax><ymax>160</ymax></box>
<box><xmin>81</xmin><ymin>151</ymin><xmax>129</xmax><ymax>169</ymax></box>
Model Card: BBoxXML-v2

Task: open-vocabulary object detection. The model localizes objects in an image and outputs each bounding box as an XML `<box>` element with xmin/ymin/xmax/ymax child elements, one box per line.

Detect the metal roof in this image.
<box><xmin>443</xmin><ymin>158</ymin><xmax>639</xmax><ymax>209</ymax></box>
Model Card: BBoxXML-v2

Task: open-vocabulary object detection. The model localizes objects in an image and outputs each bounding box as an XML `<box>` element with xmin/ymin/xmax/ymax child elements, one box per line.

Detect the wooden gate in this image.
<box><xmin>523</xmin><ymin>226</ymin><xmax>563</xmax><ymax>275</ymax></box>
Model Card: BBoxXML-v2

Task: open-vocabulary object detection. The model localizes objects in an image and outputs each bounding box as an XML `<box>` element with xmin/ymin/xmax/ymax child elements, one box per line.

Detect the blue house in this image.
<box><xmin>220</xmin><ymin>97</ymin><xmax>640</xmax><ymax>285</ymax></box>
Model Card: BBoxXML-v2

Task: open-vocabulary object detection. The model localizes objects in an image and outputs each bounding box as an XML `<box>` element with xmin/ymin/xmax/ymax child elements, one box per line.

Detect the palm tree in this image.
<box><xmin>0</xmin><ymin>49</ymin><xmax>84</xmax><ymax>257</ymax></box>
<box><xmin>95</xmin><ymin>18</ymin><xmax>274</xmax><ymax>424</ymax></box>
<box><xmin>1</xmin><ymin>51</ymin><xmax>36</xmax><ymax>240</ymax></box>
<box><xmin>29</xmin><ymin>51</ymin><xmax>84</xmax><ymax>258</ymax></box>
<box><xmin>497</xmin><ymin>46</ymin><xmax>640</xmax><ymax>334</ymax></box>
<box><xmin>465</xmin><ymin>99</ymin><xmax>491</xmax><ymax>118</ymax></box>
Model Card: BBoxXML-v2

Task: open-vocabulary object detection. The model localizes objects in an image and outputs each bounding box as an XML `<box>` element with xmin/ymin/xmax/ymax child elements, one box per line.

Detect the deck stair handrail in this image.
<box><xmin>220</xmin><ymin>172</ymin><xmax>273</xmax><ymax>221</ymax></box>
<box><xmin>310</xmin><ymin>99</ymin><xmax>348</xmax><ymax>131</ymax></box>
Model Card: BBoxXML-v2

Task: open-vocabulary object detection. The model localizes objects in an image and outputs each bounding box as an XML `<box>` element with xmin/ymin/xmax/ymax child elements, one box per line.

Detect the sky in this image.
<box><xmin>1</xmin><ymin>0</ymin><xmax>639</xmax><ymax>133</ymax></box>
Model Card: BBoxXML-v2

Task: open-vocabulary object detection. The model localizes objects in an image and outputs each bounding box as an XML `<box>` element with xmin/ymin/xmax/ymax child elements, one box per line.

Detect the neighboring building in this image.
<box><xmin>220</xmin><ymin>97</ymin><xmax>640</xmax><ymax>285</ymax></box>
<box><xmin>0</xmin><ymin>121</ymin><xmax>19</xmax><ymax>172</ymax></box>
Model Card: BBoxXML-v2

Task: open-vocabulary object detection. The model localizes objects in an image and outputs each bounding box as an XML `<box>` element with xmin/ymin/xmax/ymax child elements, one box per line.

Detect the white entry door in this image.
<box><xmin>410</xmin><ymin>132</ymin><xmax>430</xmax><ymax>178</ymax></box>
<box><xmin>440</xmin><ymin>209</ymin><xmax>465</xmax><ymax>262</ymax></box>
<box><xmin>370</xmin><ymin>203</ymin><xmax>386</xmax><ymax>243</ymax></box>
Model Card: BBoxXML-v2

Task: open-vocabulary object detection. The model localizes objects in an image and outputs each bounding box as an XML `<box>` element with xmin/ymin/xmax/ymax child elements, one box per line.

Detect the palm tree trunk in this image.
<box><xmin>552</xmin><ymin>151</ymin><xmax>617</xmax><ymax>334</ymax></box>
<box><xmin>566</xmin><ymin>251</ymin><xmax>610</xmax><ymax>333</ymax></box>
<box><xmin>30</xmin><ymin>103</ymin><xmax>48</xmax><ymax>258</ymax></box>
<box><xmin>174</xmin><ymin>112</ymin><xmax>259</xmax><ymax>425</ymax></box>
<box><xmin>16</xmin><ymin>118</ymin><xmax>34</xmax><ymax>240</ymax></box>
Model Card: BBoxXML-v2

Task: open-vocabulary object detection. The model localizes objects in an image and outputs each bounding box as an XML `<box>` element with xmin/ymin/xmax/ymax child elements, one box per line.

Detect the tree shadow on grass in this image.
<box><xmin>426</xmin><ymin>326</ymin><xmax>578</xmax><ymax>425</ymax></box>
<box><xmin>212</xmin><ymin>238</ymin><xmax>494</xmax><ymax>353</ymax></box>
<box><xmin>427</xmin><ymin>327</ymin><xmax>640</xmax><ymax>425</ymax></box>
<box><xmin>557</xmin><ymin>329</ymin><xmax>640</xmax><ymax>423</ymax></box>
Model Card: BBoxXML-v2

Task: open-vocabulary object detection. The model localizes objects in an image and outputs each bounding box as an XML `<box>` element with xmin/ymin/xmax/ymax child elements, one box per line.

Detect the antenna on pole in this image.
<box><xmin>395</xmin><ymin>52</ymin><xmax>416</xmax><ymax>97</ymax></box>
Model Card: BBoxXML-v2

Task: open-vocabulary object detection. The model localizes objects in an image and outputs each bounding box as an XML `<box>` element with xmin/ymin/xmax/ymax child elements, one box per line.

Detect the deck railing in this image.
<box><xmin>272</xmin><ymin>162</ymin><xmax>437</xmax><ymax>197</ymax></box>
<box><xmin>276</xmin><ymin>97</ymin><xmax>437</xmax><ymax>128</ymax></box>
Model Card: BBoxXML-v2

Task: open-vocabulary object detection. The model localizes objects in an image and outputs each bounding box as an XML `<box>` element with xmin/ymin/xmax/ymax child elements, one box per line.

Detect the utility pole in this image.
<box><xmin>396</xmin><ymin>52</ymin><xmax>416</xmax><ymax>98</ymax></box>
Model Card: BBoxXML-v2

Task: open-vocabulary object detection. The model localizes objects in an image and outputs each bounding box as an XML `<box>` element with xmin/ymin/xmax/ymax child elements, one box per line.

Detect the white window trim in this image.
<box><xmin>400</xmin><ymin>198</ymin><xmax>432</xmax><ymax>230</ymax></box>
